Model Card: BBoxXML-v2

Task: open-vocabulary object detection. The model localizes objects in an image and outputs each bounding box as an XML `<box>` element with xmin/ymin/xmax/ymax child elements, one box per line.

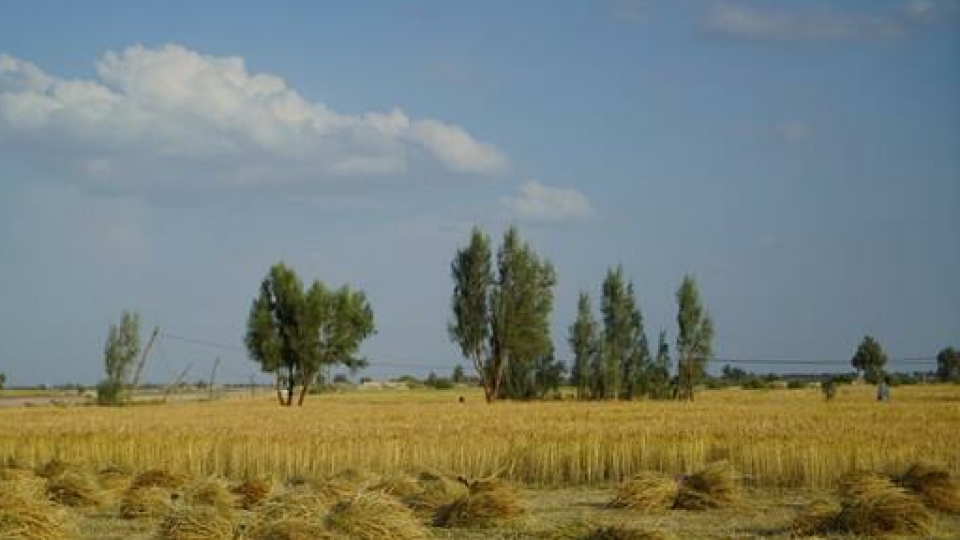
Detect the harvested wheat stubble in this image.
<box><xmin>120</xmin><ymin>486</ymin><xmax>174</xmax><ymax>519</ymax></box>
<box><xmin>326</xmin><ymin>490</ymin><xmax>429</xmax><ymax>540</ymax></box>
<box><xmin>434</xmin><ymin>477</ymin><xmax>525</xmax><ymax>528</ymax></box>
<box><xmin>582</xmin><ymin>525</ymin><xmax>674</xmax><ymax>540</ymax></box>
<box><xmin>0</xmin><ymin>490</ymin><xmax>78</xmax><ymax>540</ymax></box>
<box><xmin>835</xmin><ymin>471</ymin><xmax>933</xmax><ymax>537</ymax></box>
<box><xmin>255</xmin><ymin>486</ymin><xmax>330</xmax><ymax>524</ymax></box>
<box><xmin>231</xmin><ymin>478</ymin><xmax>272</xmax><ymax>509</ymax></box>
<box><xmin>897</xmin><ymin>461</ymin><xmax>960</xmax><ymax>514</ymax></box>
<box><xmin>608</xmin><ymin>471</ymin><xmax>679</xmax><ymax>512</ymax></box>
<box><xmin>155</xmin><ymin>505</ymin><xmax>234</xmax><ymax>540</ymax></box>
<box><xmin>35</xmin><ymin>459</ymin><xmax>70</xmax><ymax>479</ymax></box>
<box><xmin>672</xmin><ymin>461</ymin><xmax>741</xmax><ymax>510</ymax></box>
<box><xmin>373</xmin><ymin>473</ymin><xmax>422</xmax><ymax>499</ymax></box>
<box><xmin>46</xmin><ymin>470</ymin><xmax>105</xmax><ymax>507</ymax></box>
<box><xmin>131</xmin><ymin>469</ymin><xmax>191</xmax><ymax>490</ymax></box>
<box><xmin>791</xmin><ymin>498</ymin><xmax>842</xmax><ymax>537</ymax></box>
<box><xmin>246</xmin><ymin>519</ymin><xmax>343</xmax><ymax>540</ymax></box>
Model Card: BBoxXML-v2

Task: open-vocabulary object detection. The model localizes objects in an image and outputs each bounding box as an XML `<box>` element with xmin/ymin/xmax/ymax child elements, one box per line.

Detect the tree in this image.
<box><xmin>568</xmin><ymin>292</ymin><xmax>598</xmax><ymax>400</ymax></box>
<box><xmin>598</xmin><ymin>267</ymin><xmax>648</xmax><ymax>400</ymax></box>
<box><xmin>449</xmin><ymin>228</ymin><xmax>494</xmax><ymax>400</ymax></box>
<box><xmin>676</xmin><ymin>275</ymin><xmax>714</xmax><ymax>401</ymax></box>
<box><xmin>936</xmin><ymin>347</ymin><xmax>959</xmax><ymax>382</ymax></box>
<box><xmin>491</xmin><ymin>227</ymin><xmax>557</xmax><ymax>400</ymax></box>
<box><xmin>245</xmin><ymin>262</ymin><xmax>375</xmax><ymax>406</ymax></box>
<box><xmin>0</xmin><ymin>372</ymin><xmax>5</xmax><ymax>392</ymax></box>
<box><xmin>449</xmin><ymin>226</ymin><xmax>556</xmax><ymax>402</ymax></box>
<box><xmin>647</xmin><ymin>330</ymin><xmax>671</xmax><ymax>399</ymax></box>
<box><xmin>452</xmin><ymin>364</ymin><xmax>466</xmax><ymax>384</ymax></box>
<box><xmin>100</xmin><ymin>310</ymin><xmax>140</xmax><ymax>404</ymax></box>
<box><xmin>850</xmin><ymin>335</ymin><xmax>887</xmax><ymax>384</ymax></box>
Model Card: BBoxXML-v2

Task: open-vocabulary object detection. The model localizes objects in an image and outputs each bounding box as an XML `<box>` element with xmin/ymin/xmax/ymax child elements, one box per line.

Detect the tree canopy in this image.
<box><xmin>850</xmin><ymin>335</ymin><xmax>887</xmax><ymax>384</ymax></box>
<box><xmin>936</xmin><ymin>347</ymin><xmax>959</xmax><ymax>382</ymax></box>
<box><xmin>245</xmin><ymin>262</ymin><xmax>375</xmax><ymax>406</ymax></box>
<box><xmin>676</xmin><ymin>275</ymin><xmax>713</xmax><ymax>400</ymax></box>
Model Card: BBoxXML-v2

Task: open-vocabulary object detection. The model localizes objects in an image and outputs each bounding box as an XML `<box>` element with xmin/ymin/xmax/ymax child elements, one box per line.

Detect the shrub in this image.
<box><xmin>96</xmin><ymin>379</ymin><xmax>124</xmax><ymax>406</ymax></box>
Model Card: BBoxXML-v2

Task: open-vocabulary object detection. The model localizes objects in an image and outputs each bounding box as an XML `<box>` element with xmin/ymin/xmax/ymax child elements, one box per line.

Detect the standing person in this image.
<box><xmin>877</xmin><ymin>376</ymin><xmax>891</xmax><ymax>402</ymax></box>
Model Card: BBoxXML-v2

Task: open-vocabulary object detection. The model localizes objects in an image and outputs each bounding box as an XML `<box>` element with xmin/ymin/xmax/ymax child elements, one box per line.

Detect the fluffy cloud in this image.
<box><xmin>502</xmin><ymin>181</ymin><xmax>593</xmax><ymax>223</ymax></box>
<box><xmin>706</xmin><ymin>1</ymin><xmax>956</xmax><ymax>41</ymax></box>
<box><xmin>0</xmin><ymin>44</ymin><xmax>506</xmax><ymax>195</ymax></box>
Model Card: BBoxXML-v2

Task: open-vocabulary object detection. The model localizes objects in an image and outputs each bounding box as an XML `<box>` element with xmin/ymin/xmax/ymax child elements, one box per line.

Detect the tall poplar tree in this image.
<box><xmin>676</xmin><ymin>275</ymin><xmax>714</xmax><ymax>401</ymax></box>
<box><xmin>568</xmin><ymin>292</ymin><xmax>598</xmax><ymax>400</ymax></box>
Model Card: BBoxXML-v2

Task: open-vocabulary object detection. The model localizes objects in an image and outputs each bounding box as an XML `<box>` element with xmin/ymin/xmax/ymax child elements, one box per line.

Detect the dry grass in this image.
<box><xmin>46</xmin><ymin>470</ymin><xmax>105</xmax><ymax>507</ymax></box>
<box><xmin>0</xmin><ymin>490</ymin><xmax>78</xmax><ymax>540</ymax></box>
<box><xmin>401</xmin><ymin>470</ymin><xmax>469</xmax><ymax>517</ymax></box>
<box><xmin>791</xmin><ymin>498</ymin><xmax>841</xmax><ymax>537</ymax></box>
<box><xmin>434</xmin><ymin>478</ymin><xmax>525</xmax><ymax>528</ymax></box>
<box><xmin>2</xmin><ymin>386</ymin><xmax>959</xmax><ymax>489</ymax></box>
<box><xmin>582</xmin><ymin>525</ymin><xmax>674</xmax><ymax>540</ymax></box>
<box><xmin>326</xmin><ymin>490</ymin><xmax>430</xmax><ymax>540</ymax></box>
<box><xmin>120</xmin><ymin>486</ymin><xmax>174</xmax><ymax>519</ymax></box>
<box><xmin>155</xmin><ymin>505</ymin><xmax>234</xmax><ymax>540</ymax></box>
<box><xmin>131</xmin><ymin>469</ymin><xmax>191</xmax><ymax>490</ymax></box>
<box><xmin>231</xmin><ymin>478</ymin><xmax>272</xmax><ymax>509</ymax></box>
<box><xmin>183</xmin><ymin>478</ymin><xmax>234</xmax><ymax>517</ymax></box>
<box><xmin>835</xmin><ymin>472</ymin><xmax>933</xmax><ymax>537</ymax></box>
<box><xmin>672</xmin><ymin>461</ymin><xmax>741</xmax><ymax>510</ymax></box>
<box><xmin>256</xmin><ymin>487</ymin><xmax>330</xmax><ymax>523</ymax></box>
<box><xmin>898</xmin><ymin>461</ymin><xmax>960</xmax><ymax>514</ymax></box>
<box><xmin>608</xmin><ymin>472</ymin><xmax>679</xmax><ymax>512</ymax></box>
<box><xmin>246</xmin><ymin>519</ymin><xmax>342</xmax><ymax>540</ymax></box>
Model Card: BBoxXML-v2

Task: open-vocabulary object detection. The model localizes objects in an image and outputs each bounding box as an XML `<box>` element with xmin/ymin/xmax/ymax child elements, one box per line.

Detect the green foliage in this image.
<box><xmin>96</xmin><ymin>379</ymin><xmax>124</xmax><ymax>405</ymax></box>
<box><xmin>425</xmin><ymin>372</ymin><xmax>455</xmax><ymax>390</ymax></box>
<box><xmin>850</xmin><ymin>335</ymin><xmax>887</xmax><ymax>384</ymax></box>
<box><xmin>449</xmin><ymin>228</ymin><xmax>494</xmax><ymax>398</ymax></box>
<box><xmin>937</xmin><ymin>347</ymin><xmax>960</xmax><ymax>382</ymax></box>
<box><xmin>568</xmin><ymin>292</ymin><xmax>598</xmax><ymax>400</ymax></box>
<box><xmin>0</xmin><ymin>371</ymin><xmax>5</xmax><ymax>391</ymax></box>
<box><xmin>676</xmin><ymin>275</ymin><xmax>714</xmax><ymax>400</ymax></box>
<box><xmin>821</xmin><ymin>379</ymin><xmax>837</xmax><ymax>401</ymax></box>
<box><xmin>245</xmin><ymin>262</ymin><xmax>375</xmax><ymax>406</ymax></box>
<box><xmin>102</xmin><ymin>310</ymin><xmax>140</xmax><ymax>404</ymax></box>
<box><xmin>647</xmin><ymin>330</ymin><xmax>672</xmax><ymax>399</ymax></box>
<box><xmin>450</xmin><ymin>226</ymin><xmax>556</xmax><ymax>402</ymax></box>
<box><xmin>452</xmin><ymin>364</ymin><xmax>466</xmax><ymax>384</ymax></box>
<box><xmin>598</xmin><ymin>267</ymin><xmax>649</xmax><ymax>400</ymax></box>
<box><xmin>787</xmin><ymin>380</ymin><xmax>807</xmax><ymax>389</ymax></box>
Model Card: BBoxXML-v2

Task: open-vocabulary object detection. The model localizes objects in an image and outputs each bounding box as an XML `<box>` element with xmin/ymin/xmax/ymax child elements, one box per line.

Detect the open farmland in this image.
<box><xmin>2</xmin><ymin>384</ymin><xmax>959</xmax><ymax>539</ymax></box>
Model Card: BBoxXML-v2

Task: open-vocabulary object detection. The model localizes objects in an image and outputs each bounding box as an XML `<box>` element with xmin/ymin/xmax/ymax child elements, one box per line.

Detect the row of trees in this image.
<box><xmin>851</xmin><ymin>335</ymin><xmax>960</xmax><ymax>384</ymax></box>
<box><xmin>449</xmin><ymin>226</ymin><xmax>715</xmax><ymax>402</ymax></box>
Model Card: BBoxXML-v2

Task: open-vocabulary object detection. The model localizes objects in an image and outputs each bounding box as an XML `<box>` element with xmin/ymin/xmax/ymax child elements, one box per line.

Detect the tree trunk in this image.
<box><xmin>473</xmin><ymin>353</ymin><xmax>493</xmax><ymax>403</ymax></box>
<box><xmin>284</xmin><ymin>372</ymin><xmax>295</xmax><ymax>406</ymax></box>
<box><xmin>274</xmin><ymin>372</ymin><xmax>284</xmax><ymax>405</ymax></box>
<box><xmin>297</xmin><ymin>370</ymin><xmax>312</xmax><ymax>406</ymax></box>
<box><xmin>492</xmin><ymin>350</ymin><xmax>509</xmax><ymax>400</ymax></box>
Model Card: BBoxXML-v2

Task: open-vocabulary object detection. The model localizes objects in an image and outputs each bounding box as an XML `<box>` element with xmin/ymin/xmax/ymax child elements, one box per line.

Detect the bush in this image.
<box><xmin>822</xmin><ymin>379</ymin><xmax>837</xmax><ymax>401</ymax></box>
<box><xmin>96</xmin><ymin>379</ymin><xmax>124</xmax><ymax>406</ymax></box>
<box><xmin>787</xmin><ymin>380</ymin><xmax>807</xmax><ymax>390</ymax></box>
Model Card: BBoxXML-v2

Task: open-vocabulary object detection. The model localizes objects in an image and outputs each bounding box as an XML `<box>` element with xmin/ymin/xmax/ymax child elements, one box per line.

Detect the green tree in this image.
<box><xmin>452</xmin><ymin>364</ymin><xmax>466</xmax><ymax>384</ymax></box>
<box><xmin>850</xmin><ymin>335</ymin><xmax>887</xmax><ymax>384</ymax></box>
<box><xmin>568</xmin><ymin>292</ymin><xmax>598</xmax><ymax>400</ymax></box>
<box><xmin>0</xmin><ymin>372</ymin><xmax>6</xmax><ymax>392</ymax></box>
<box><xmin>491</xmin><ymin>227</ymin><xmax>557</xmax><ymax>400</ymax></box>
<box><xmin>245</xmin><ymin>263</ymin><xmax>375</xmax><ymax>407</ymax></box>
<box><xmin>100</xmin><ymin>310</ymin><xmax>140</xmax><ymax>404</ymax></box>
<box><xmin>648</xmin><ymin>330</ymin><xmax>671</xmax><ymax>399</ymax></box>
<box><xmin>449</xmin><ymin>228</ymin><xmax>494</xmax><ymax>400</ymax></box>
<box><xmin>599</xmin><ymin>267</ymin><xmax>648</xmax><ymax>400</ymax></box>
<box><xmin>450</xmin><ymin>226</ymin><xmax>556</xmax><ymax>402</ymax></box>
<box><xmin>676</xmin><ymin>275</ymin><xmax>714</xmax><ymax>401</ymax></box>
<box><xmin>936</xmin><ymin>347</ymin><xmax>959</xmax><ymax>382</ymax></box>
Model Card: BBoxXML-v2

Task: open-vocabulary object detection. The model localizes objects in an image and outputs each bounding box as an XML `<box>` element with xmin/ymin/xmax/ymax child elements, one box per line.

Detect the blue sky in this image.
<box><xmin>0</xmin><ymin>1</ymin><xmax>958</xmax><ymax>385</ymax></box>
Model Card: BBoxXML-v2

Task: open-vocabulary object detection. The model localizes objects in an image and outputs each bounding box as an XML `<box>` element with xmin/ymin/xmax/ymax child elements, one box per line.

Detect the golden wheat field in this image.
<box><xmin>2</xmin><ymin>384</ymin><xmax>960</xmax><ymax>539</ymax></box>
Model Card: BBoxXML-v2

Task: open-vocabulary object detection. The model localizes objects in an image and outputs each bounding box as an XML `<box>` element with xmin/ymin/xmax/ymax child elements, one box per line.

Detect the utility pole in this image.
<box><xmin>163</xmin><ymin>362</ymin><xmax>193</xmax><ymax>403</ymax></box>
<box><xmin>208</xmin><ymin>357</ymin><xmax>220</xmax><ymax>401</ymax></box>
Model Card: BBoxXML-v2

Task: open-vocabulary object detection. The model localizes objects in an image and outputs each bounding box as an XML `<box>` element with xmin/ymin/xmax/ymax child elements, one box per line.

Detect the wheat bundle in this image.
<box><xmin>673</xmin><ymin>461</ymin><xmax>741</xmax><ymax>510</ymax></box>
<box><xmin>155</xmin><ymin>505</ymin><xmax>234</xmax><ymax>540</ymax></box>
<box><xmin>132</xmin><ymin>469</ymin><xmax>191</xmax><ymax>490</ymax></box>
<box><xmin>835</xmin><ymin>472</ymin><xmax>933</xmax><ymax>537</ymax></box>
<box><xmin>372</xmin><ymin>474</ymin><xmax>422</xmax><ymax>499</ymax></box>
<box><xmin>790</xmin><ymin>499</ymin><xmax>841</xmax><ymax>537</ymax></box>
<box><xmin>98</xmin><ymin>467</ymin><xmax>131</xmax><ymax>492</ymax></box>
<box><xmin>121</xmin><ymin>486</ymin><xmax>174</xmax><ymax>519</ymax></box>
<box><xmin>326</xmin><ymin>490</ymin><xmax>430</xmax><ymax>540</ymax></box>
<box><xmin>582</xmin><ymin>526</ymin><xmax>674</xmax><ymax>540</ymax></box>
<box><xmin>434</xmin><ymin>478</ymin><xmax>524</xmax><ymax>528</ymax></box>
<box><xmin>608</xmin><ymin>472</ymin><xmax>679</xmax><ymax>512</ymax></box>
<box><xmin>897</xmin><ymin>461</ymin><xmax>960</xmax><ymax>514</ymax></box>
<box><xmin>35</xmin><ymin>459</ymin><xmax>69</xmax><ymax>479</ymax></box>
<box><xmin>0</xmin><ymin>467</ymin><xmax>37</xmax><ymax>483</ymax></box>
<box><xmin>0</xmin><ymin>491</ymin><xmax>78</xmax><ymax>540</ymax></box>
<box><xmin>46</xmin><ymin>470</ymin><xmax>105</xmax><ymax>507</ymax></box>
<box><xmin>401</xmin><ymin>470</ymin><xmax>467</xmax><ymax>517</ymax></box>
<box><xmin>255</xmin><ymin>487</ymin><xmax>330</xmax><ymax>523</ymax></box>
<box><xmin>231</xmin><ymin>478</ymin><xmax>272</xmax><ymax>509</ymax></box>
<box><xmin>246</xmin><ymin>519</ymin><xmax>342</xmax><ymax>540</ymax></box>
<box><xmin>184</xmin><ymin>478</ymin><xmax>235</xmax><ymax>517</ymax></box>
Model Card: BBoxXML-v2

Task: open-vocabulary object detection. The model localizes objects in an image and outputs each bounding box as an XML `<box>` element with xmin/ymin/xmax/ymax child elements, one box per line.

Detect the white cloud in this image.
<box><xmin>502</xmin><ymin>181</ymin><xmax>593</xmax><ymax>223</ymax></box>
<box><xmin>0</xmin><ymin>44</ymin><xmax>507</xmax><ymax>196</ymax></box>
<box><xmin>706</xmin><ymin>1</ymin><xmax>956</xmax><ymax>41</ymax></box>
